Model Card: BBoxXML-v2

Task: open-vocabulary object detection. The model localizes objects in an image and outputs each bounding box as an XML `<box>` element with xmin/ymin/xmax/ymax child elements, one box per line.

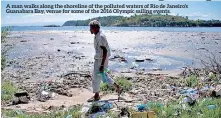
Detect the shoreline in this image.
<box><xmin>1</xmin><ymin>30</ymin><xmax>221</xmax><ymax>113</ymax></box>
<box><xmin>2</xmin><ymin>26</ymin><xmax>221</xmax><ymax>33</ymax></box>
<box><xmin>3</xmin><ymin>30</ymin><xmax>221</xmax><ymax>78</ymax></box>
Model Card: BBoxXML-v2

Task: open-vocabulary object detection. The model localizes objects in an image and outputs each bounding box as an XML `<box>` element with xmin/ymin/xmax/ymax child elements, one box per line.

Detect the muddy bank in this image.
<box><xmin>1</xmin><ymin>30</ymin><xmax>221</xmax><ymax>113</ymax></box>
<box><xmin>2</xmin><ymin>30</ymin><xmax>221</xmax><ymax>80</ymax></box>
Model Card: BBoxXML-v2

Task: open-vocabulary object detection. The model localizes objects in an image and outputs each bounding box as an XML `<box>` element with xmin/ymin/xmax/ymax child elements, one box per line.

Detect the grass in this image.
<box><xmin>3</xmin><ymin>98</ymin><xmax>220</xmax><ymax>118</ymax></box>
<box><xmin>1</xmin><ymin>105</ymin><xmax>83</xmax><ymax>118</ymax></box>
<box><xmin>146</xmin><ymin>98</ymin><xmax>221</xmax><ymax>118</ymax></box>
<box><xmin>1</xmin><ymin>26</ymin><xmax>11</xmax><ymax>43</ymax></box>
<box><xmin>1</xmin><ymin>54</ymin><xmax>6</xmax><ymax>71</ymax></box>
<box><xmin>100</xmin><ymin>76</ymin><xmax>132</xmax><ymax>93</ymax></box>
<box><xmin>1</xmin><ymin>80</ymin><xmax>18</xmax><ymax>102</ymax></box>
<box><xmin>1</xmin><ymin>27</ymin><xmax>11</xmax><ymax>70</ymax></box>
<box><xmin>98</xmin><ymin>111</ymin><xmax>118</xmax><ymax>118</ymax></box>
<box><xmin>184</xmin><ymin>74</ymin><xmax>199</xmax><ymax>87</ymax></box>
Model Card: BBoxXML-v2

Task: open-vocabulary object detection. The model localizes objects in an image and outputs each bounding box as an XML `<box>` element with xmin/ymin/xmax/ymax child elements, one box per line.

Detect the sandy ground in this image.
<box><xmin>2</xmin><ymin>30</ymin><xmax>221</xmax><ymax>113</ymax></box>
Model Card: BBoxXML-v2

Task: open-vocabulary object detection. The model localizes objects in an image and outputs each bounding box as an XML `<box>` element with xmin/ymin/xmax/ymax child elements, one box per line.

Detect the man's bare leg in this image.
<box><xmin>113</xmin><ymin>83</ymin><xmax>123</xmax><ymax>96</ymax></box>
<box><xmin>94</xmin><ymin>92</ymin><xmax>100</xmax><ymax>100</ymax></box>
<box><xmin>94</xmin><ymin>83</ymin><xmax>122</xmax><ymax>98</ymax></box>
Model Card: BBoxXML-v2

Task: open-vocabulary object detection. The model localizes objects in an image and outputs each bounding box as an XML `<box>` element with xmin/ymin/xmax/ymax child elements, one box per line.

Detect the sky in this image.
<box><xmin>1</xmin><ymin>1</ymin><xmax>221</xmax><ymax>26</ymax></box>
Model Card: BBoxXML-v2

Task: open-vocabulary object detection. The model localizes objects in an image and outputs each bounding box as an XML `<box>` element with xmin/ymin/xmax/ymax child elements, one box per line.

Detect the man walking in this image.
<box><xmin>88</xmin><ymin>20</ymin><xmax>122</xmax><ymax>101</ymax></box>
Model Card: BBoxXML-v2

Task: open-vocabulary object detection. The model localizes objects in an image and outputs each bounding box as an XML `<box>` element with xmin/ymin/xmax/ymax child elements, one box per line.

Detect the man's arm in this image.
<box><xmin>100</xmin><ymin>46</ymin><xmax>107</xmax><ymax>72</ymax></box>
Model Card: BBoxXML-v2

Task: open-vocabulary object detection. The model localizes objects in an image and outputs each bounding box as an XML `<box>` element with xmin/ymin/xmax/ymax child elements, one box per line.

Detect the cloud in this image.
<box><xmin>188</xmin><ymin>12</ymin><xmax>210</xmax><ymax>17</ymax></box>
<box><xmin>169</xmin><ymin>12</ymin><xmax>219</xmax><ymax>20</ymax></box>
<box><xmin>183</xmin><ymin>12</ymin><xmax>216</xmax><ymax>20</ymax></box>
<box><xmin>169</xmin><ymin>13</ymin><xmax>177</xmax><ymax>16</ymax></box>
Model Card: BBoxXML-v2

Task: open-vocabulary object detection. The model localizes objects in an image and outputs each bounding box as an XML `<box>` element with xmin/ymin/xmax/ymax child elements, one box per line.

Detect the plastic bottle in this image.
<box><xmin>207</xmin><ymin>105</ymin><xmax>216</xmax><ymax>109</ymax></box>
<box><xmin>97</xmin><ymin>69</ymin><xmax>109</xmax><ymax>83</ymax></box>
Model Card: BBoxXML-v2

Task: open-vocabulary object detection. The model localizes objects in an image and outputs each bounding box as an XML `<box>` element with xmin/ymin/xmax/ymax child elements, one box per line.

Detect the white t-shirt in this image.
<box><xmin>94</xmin><ymin>31</ymin><xmax>111</xmax><ymax>59</ymax></box>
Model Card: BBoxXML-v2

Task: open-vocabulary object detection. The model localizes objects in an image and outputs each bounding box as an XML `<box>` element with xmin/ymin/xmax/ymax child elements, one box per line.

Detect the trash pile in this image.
<box><xmin>76</xmin><ymin>99</ymin><xmax>158</xmax><ymax>118</ymax></box>
<box><xmin>82</xmin><ymin>101</ymin><xmax>113</xmax><ymax>118</ymax></box>
<box><xmin>36</xmin><ymin>81</ymin><xmax>56</xmax><ymax>102</ymax></box>
<box><xmin>5</xmin><ymin>68</ymin><xmax>221</xmax><ymax>117</ymax></box>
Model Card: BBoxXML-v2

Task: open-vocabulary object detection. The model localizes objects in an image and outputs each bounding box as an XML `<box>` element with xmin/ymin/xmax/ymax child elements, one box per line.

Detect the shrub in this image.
<box><xmin>185</xmin><ymin>74</ymin><xmax>199</xmax><ymax>87</ymax></box>
<box><xmin>1</xmin><ymin>55</ymin><xmax>6</xmax><ymax>71</ymax></box>
<box><xmin>100</xmin><ymin>76</ymin><xmax>132</xmax><ymax>92</ymax></box>
<box><xmin>1</xmin><ymin>80</ymin><xmax>17</xmax><ymax>102</ymax></box>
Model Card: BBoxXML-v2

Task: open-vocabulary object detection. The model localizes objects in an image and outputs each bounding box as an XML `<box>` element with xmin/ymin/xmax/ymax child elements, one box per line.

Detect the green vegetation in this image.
<box><xmin>1</xmin><ymin>105</ymin><xmax>82</xmax><ymax>118</ymax></box>
<box><xmin>147</xmin><ymin>98</ymin><xmax>221</xmax><ymax>118</ymax></box>
<box><xmin>63</xmin><ymin>14</ymin><xmax>221</xmax><ymax>27</ymax></box>
<box><xmin>2</xmin><ymin>98</ymin><xmax>220</xmax><ymax>118</ymax></box>
<box><xmin>1</xmin><ymin>26</ymin><xmax>17</xmax><ymax>105</ymax></box>
<box><xmin>1</xmin><ymin>26</ymin><xmax>11</xmax><ymax>70</ymax></box>
<box><xmin>63</xmin><ymin>16</ymin><xmax>123</xmax><ymax>26</ymax></box>
<box><xmin>99</xmin><ymin>111</ymin><xmax>118</xmax><ymax>118</ymax></box>
<box><xmin>1</xmin><ymin>26</ymin><xmax>11</xmax><ymax>43</ymax></box>
<box><xmin>1</xmin><ymin>80</ymin><xmax>17</xmax><ymax>102</ymax></box>
<box><xmin>100</xmin><ymin>76</ymin><xmax>132</xmax><ymax>92</ymax></box>
<box><xmin>184</xmin><ymin>74</ymin><xmax>199</xmax><ymax>87</ymax></box>
<box><xmin>1</xmin><ymin>55</ymin><xmax>6</xmax><ymax>71</ymax></box>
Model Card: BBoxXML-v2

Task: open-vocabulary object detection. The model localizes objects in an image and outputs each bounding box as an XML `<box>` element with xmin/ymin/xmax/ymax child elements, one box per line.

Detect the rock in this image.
<box><xmin>211</xmin><ymin>91</ymin><xmax>217</xmax><ymax>97</ymax></box>
<box><xmin>119</xmin><ymin>108</ymin><xmax>130</xmax><ymax>117</ymax></box>
<box><xmin>56</xmin><ymin>89</ymin><xmax>72</xmax><ymax>97</ymax></box>
<box><xmin>152</xmin><ymin>68</ymin><xmax>162</xmax><ymax>71</ymax></box>
<box><xmin>12</xmin><ymin>95</ymin><xmax>30</xmax><ymax>105</ymax></box>
<box><xmin>64</xmin><ymin>85</ymin><xmax>69</xmax><ymax>90</ymax></box>
<box><xmin>111</xmin><ymin>55</ymin><xmax>121</xmax><ymax>59</ymax></box>
<box><xmin>66</xmin><ymin>93</ymin><xmax>73</xmax><ymax>97</ymax></box>
<box><xmin>25</xmin><ymin>77</ymin><xmax>30</xmax><ymax>79</ymax></box>
<box><xmin>50</xmin><ymin>38</ymin><xmax>54</xmax><ymax>40</ymax></box>
<box><xmin>135</xmin><ymin>59</ymin><xmax>144</xmax><ymax>62</ymax></box>
<box><xmin>197</xmin><ymin>48</ymin><xmax>208</xmax><ymax>51</ymax></box>
<box><xmin>145</xmin><ymin>58</ymin><xmax>153</xmax><ymax>61</ymax></box>
<box><xmin>57</xmin><ymin>49</ymin><xmax>61</xmax><ymax>52</ymax></box>
<box><xmin>14</xmin><ymin>92</ymin><xmax>29</xmax><ymax>98</ymax></box>
<box><xmin>120</xmin><ymin>58</ymin><xmax>127</xmax><ymax>63</ymax></box>
<box><xmin>20</xmin><ymin>40</ymin><xmax>27</xmax><ymax>42</ymax></box>
<box><xmin>70</xmin><ymin>42</ymin><xmax>79</xmax><ymax>44</ymax></box>
<box><xmin>161</xmin><ymin>84</ymin><xmax>167</xmax><ymax>89</ymax></box>
<box><xmin>110</xmin><ymin>55</ymin><xmax>128</xmax><ymax>63</ymax></box>
<box><xmin>19</xmin><ymin>96</ymin><xmax>30</xmax><ymax>104</ymax></box>
<box><xmin>215</xmin><ymin>85</ymin><xmax>221</xmax><ymax>96</ymax></box>
<box><xmin>125</xmin><ymin>77</ymin><xmax>132</xmax><ymax>80</ymax></box>
<box><xmin>12</xmin><ymin>97</ymin><xmax>19</xmax><ymax>105</ymax></box>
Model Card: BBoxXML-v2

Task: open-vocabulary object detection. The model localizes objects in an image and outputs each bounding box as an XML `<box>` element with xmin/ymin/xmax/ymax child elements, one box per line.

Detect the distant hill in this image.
<box><xmin>63</xmin><ymin>16</ymin><xmax>124</xmax><ymax>26</ymax></box>
<box><xmin>63</xmin><ymin>14</ymin><xmax>221</xmax><ymax>27</ymax></box>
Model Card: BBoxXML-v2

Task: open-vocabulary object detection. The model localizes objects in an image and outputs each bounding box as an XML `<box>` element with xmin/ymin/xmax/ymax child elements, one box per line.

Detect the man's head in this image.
<box><xmin>89</xmin><ymin>20</ymin><xmax>100</xmax><ymax>34</ymax></box>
